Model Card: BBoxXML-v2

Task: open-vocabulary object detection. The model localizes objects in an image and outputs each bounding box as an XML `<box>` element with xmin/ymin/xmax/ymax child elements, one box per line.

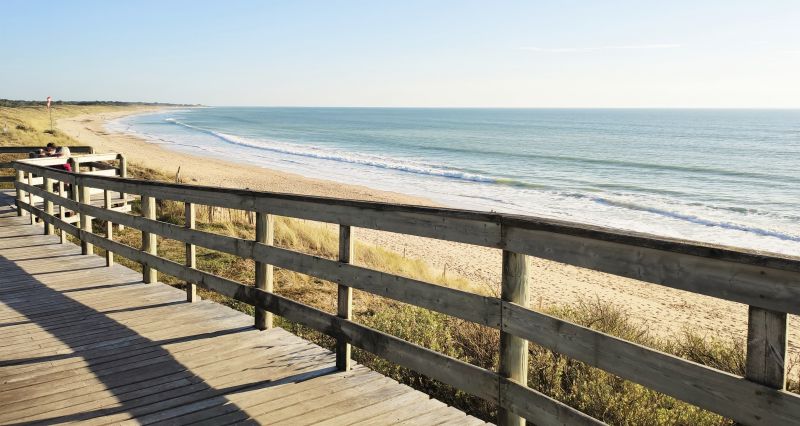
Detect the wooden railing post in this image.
<box><xmin>58</xmin><ymin>181</ymin><xmax>67</xmax><ymax>244</ymax></box>
<box><xmin>69</xmin><ymin>158</ymin><xmax>80</xmax><ymax>229</ymax></box>
<box><xmin>186</xmin><ymin>202</ymin><xmax>197</xmax><ymax>302</ymax></box>
<box><xmin>43</xmin><ymin>177</ymin><xmax>54</xmax><ymax>235</ymax></box>
<box><xmin>117</xmin><ymin>154</ymin><xmax>127</xmax><ymax>231</ymax></box>
<box><xmin>745</xmin><ymin>307</ymin><xmax>787</xmax><ymax>390</ymax></box>
<box><xmin>141</xmin><ymin>195</ymin><xmax>157</xmax><ymax>283</ymax></box>
<box><xmin>337</xmin><ymin>224</ymin><xmax>354</xmax><ymax>371</ymax></box>
<box><xmin>15</xmin><ymin>169</ymin><xmax>26</xmax><ymax>217</ymax></box>
<box><xmin>255</xmin><ymin>212</ymin><xmax>274</xmax><ymax>330</ymax></box>
<box><xmin>104</xmin><ymin>189</ymin><xmax>114</xmax><ymax>267</ymax></box>
<box><xmin>26</xmin><ymin>172</ymin><xmax>35</xmax><ymax>225</ymax></box>
<box><xmin>498</xmin><ymin>250</ymin><xmax>529</xmax><ymax>426</ymax></box>
<box><xmin>79</xmin><ymin>183</ymin><xmax>94</xmax><ymax>256</ymax></box>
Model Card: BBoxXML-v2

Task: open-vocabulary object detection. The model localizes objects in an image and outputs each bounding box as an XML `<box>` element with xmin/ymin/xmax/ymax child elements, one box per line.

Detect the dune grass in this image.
<box><xmin>0</xmin><ymin>104</ymin><xmax>143</xmax><ymax>186</ymax></box>
<box><xmin>7</xmin><ymin>107</ymin><xmax>798</xmax><ymax>424</ymax></box>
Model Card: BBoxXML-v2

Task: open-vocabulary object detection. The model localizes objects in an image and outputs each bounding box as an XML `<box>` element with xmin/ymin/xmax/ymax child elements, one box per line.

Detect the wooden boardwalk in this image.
<box><xmin>0</xmin><ymin>194</ymin><xmax>485</xmax><ymax>425</ymax></box>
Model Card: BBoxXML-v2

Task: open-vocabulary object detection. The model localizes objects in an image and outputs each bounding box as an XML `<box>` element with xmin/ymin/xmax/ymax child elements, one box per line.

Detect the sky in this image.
<box><xmin>2</xmin><ymin>1</ymin><xmax>799</xmax><ymax>107</ymax></box>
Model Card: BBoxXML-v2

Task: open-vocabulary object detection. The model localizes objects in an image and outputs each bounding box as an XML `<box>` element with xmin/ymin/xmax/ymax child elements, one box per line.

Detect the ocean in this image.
<box><xmin>107</xmin><ymin>107</ymin><xmax>800</xmax><ymax>256</ymax></box>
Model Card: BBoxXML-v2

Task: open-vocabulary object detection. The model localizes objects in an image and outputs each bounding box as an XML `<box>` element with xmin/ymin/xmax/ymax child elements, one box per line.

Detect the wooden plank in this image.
<box><xmin>502</xmin><ymin>302</ymin><xmax>800</xmax><ymax>425</ymax></box>
<box><xmin>80</xmin><ymin>169</ymin><xmax>118</xmax><ymax>177</ymax></box>
<box><xmin>79</xmin><ymin>184</ymin><xmax>93</xmax><ymax>255</ymax></box>
<box><xmin>314</xmin><ymin>384</ymin><xmax>427</xmax><ymax>425</ymax></box>
<box><xmin>69</xmin><ymin>152</ymin><xmax>120</xmax><ymax>163</ymax></box>
<box><xmin>746</xmin><ymin>307</ymin><xmax>788</xmax><ymax>389</ymax></box>
<box><xmin>104</xmin><ymin>189</ymin><xmax>113</xmax><ymax>266</ymax></box>
<box><xmin>14</xmin><ymin>170</ymin><xmax>25</xmax><ymax>217</ymax></box>
<box><xmin>74</xmin><ymin>173</ymin><xmax>503</xmax><ymax>247</ymax></box>
<box><xmin>0</xmin><ymin>146</ymin><xmax>93</xmax><ymax>154</ymax></box>
<box><xmin>498</xmin><ymin>250</ymin><xmax>529</xmax><ymax>426</ymax></box>
<box><xmin>269</xmin><ymin>378</ymin><xmax>412</xmax><ymax>425</ymax></box>
<box><xmin>185</xmin><ymin>202</ymin><xmax>197</xmax><ymax>302</ymax></box>
<box><xmin>26</xmin><ymin>172</ymin><xmax>34</xmax><ymax>225</ymax></box>
<box><xmin>254</xmin><ymin>212</ymin><xmax>274</xmax><ymax>330</ymax></box>
<box><xmin>337</xmin><ymin>224</ymin><xmax>353</xmax><ymax>371</ymax></box>
<box><xmin>58</xmin><ymin>181</ymin><xmax>67</xmax><ymax>243</ymax></box>
<box><xmin>163</xmin><ymin>367</ymin><xmax>372</xmax><ymax>424</ymax></box>
<box><xmin>14</xmin><ymin>162</ymin><xmax>77</xmax><ymax>185</ymax></box>
<box><xmin>43</xmin><ymin>177</ymin><xmax>54</xmax><ymax>235</ymax></box>
<box><xmin>141</xmin><ymin>195</ymin><xmax>157</xmax><ymax>283</ymax></box>
<box><xmin>504</xmin><ymin>226</ymin><xmax>800</xmax><ymax>315</ymax></box>
<box><xmin>499</xmin><ymin>377</ymin><xmax>605</xmax><ymax>425</ymax></box>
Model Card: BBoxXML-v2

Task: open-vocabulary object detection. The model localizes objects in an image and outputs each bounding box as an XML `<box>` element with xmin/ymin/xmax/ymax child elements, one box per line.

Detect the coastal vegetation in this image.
<box><xmin>102</xmin><ymin>163</ymin><xmax>800</xmax><ymax>425</ymax></box>
<box><xmin>3</xmin><ymin>105</ymin><xmax>798</xmax><ymax>424</ymax></box>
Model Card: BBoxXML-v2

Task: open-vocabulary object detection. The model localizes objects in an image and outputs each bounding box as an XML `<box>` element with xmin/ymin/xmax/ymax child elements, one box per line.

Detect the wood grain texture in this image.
<box><xmin>104</xmin><ymin>189</ymin><xmax>114</xmax><ymax>267</ymax></box>
<box><xmin>498</xmin><ymin>250</ymin><xmax>529</xmax><ymax>426</ymax></box>
<box><xmin>254</xmin><ymin>212</ymin><xmax>274</xmax><ymax>330</ymax></box>
<box><xmin>746</xmin><ymin>307</ymin><xmax>788</xmax><ymax>389</ymax></box>
<box><xmin>0</xmin><ymin>199</ymin><xmax>476</xmax><ymax>425</ymax></box>
<box><xmin>141</xmin><ymin>195</ymin><xmax>157</xmax><ymax>284</ymax></box>
<box><xmin>502</xmin><ymin>302</ymin><xmax>800</xmax><ymax>425</ymax></box>
<box><xmin>185</xmin><ymin>202</ymin><xmax>197</xmax><ymax>303</ymax></box>
<box><xmin>337</xmin><ymin>224</ymin><xmax>354</xmax><ymax>371</ymax></box>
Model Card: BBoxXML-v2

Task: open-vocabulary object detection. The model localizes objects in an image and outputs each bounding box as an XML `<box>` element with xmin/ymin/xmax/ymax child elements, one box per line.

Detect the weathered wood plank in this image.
<box><xmin>0</xmin><ymin>146</ymin><xmax>93</xmax><ymax>154</ymax></box>
<box><xmin>254</xmin><ymin>211</ymin><xmax>274</xmax><ymax>330</ymax></box>
<box><xmin>79</xmin><ymin>184</ymin><xmax>93</xmax><ymax>255</ymax></box>
<box><xmin>141</xmin><ymin>195</ymin><xmax>157</xmax><ymax>283</ymax></box>
<box><xmin>500</xmin><ymin>377</ymin><xmax>604</xmax><ymax>426</ymax></box>
<box><xmin>746</xmin><ymin>307</ymin><xmax>788</xmax><ymax>390</ymax></box>
<box><xmin>17</xmin><ymin>158</ymin><xmax>800</xmax><ymax>317</ymax></box>
<box><xmin>498</xmin><ymin>250</ymin><xmax>529</xmax><ymax>426</ymax></box>
<box><xmin>502</xmin><ymin>302</ymin><xmax>800</xmax><ymax>425</ymax></box>
<box><xmin>19</xmin><ymin>184</ymin><xmax>500</xmax><ymax>327</ymax></box>
<box><xmin>504</xmin><ymin>226</ymin><xmax>800</xmax><ymax>315</ymax></box>
<box><xmin>337</xmin><ymin>224</ymin><xmax>353</xmax><ymax>371</ymax></box>
<box><xmin>185</xmin><ymin>202</ymin><xmax>197</xmax><ymax>302</ymax></box>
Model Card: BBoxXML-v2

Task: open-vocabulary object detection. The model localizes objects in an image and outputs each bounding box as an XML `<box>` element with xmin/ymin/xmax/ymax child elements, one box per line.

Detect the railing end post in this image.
<box><xmin>498</xmin><ymin>250</ymin><xmax>529</xmax><ymax>426</ymax></box>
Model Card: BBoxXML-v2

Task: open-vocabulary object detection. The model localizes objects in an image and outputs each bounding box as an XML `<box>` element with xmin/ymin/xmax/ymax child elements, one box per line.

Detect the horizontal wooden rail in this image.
<box><xmin>15</xmin><ymin>163</ymin><xmax>800</xmax><ymax>313</ymax></box>
<box><xmin>20</xmin><ymin>181</ymin><xmax>502</xmax><ymax>327</ymax></box>
<box><xmin>16</xmin><ymin>198</ymin><xmax>598</xmax><ymax>426</ymax></box>
<box><xmin>501</xmin><ymin>302</ymin><xmax>800</xmax><ymax>424</ymax></box>
<box><xmin>0</xmin><ymin>146</ymin><xmax>94</xmax><ymax>154</ymax></box>
<box><xmin>13</xmin><ymin>160</ymin><xmax>800</xmax><ymax>425</ymax></box>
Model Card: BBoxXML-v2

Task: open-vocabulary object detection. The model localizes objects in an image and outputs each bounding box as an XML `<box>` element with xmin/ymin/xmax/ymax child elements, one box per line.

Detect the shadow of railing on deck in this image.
<box><xmin>0</xmin><ymin>203</ymin><xmax>333</xmax><ymax>424</ymax></box>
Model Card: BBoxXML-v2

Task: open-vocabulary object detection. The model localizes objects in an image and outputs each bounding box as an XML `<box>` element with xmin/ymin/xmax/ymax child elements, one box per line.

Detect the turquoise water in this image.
<box><xmin>108</xmin><ymin>107</ymin><xmax>800</xmax><ymax>256</ymax></box>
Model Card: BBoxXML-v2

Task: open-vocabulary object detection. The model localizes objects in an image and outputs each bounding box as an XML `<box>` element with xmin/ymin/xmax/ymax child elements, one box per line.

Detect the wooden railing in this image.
<box><xmin>0</xmin><ymin>146</ymin><xmax>94</xmax><ymax>183</ymax></box>
<box><xmin>11</xmin><ymin>157</ymin><xmax>800</xmax><ymax>426</ymax></box>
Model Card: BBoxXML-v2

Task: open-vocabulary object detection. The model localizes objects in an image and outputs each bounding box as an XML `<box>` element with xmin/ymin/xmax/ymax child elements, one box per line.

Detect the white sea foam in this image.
<box><xmin>106</xmin><ymin>109</ymin><xmax>800</xmax><ymax>257</ymax></box>
<box><xmin>165</xmin><ymin>118</ymin><xmax>501</xmax><ymax>184</ymax></box>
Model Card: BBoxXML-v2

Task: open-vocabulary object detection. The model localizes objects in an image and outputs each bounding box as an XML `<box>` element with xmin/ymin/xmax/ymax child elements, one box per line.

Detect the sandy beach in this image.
<box><xmin>58</xmin><ymin>108</ymin><xmax>798</xmax><ymax>355</ymax></box>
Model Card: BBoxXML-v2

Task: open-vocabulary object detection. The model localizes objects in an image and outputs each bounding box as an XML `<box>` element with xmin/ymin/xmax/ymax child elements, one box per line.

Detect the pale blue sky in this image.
<box><xmin>2</xmin><ymin>1</ymin><xmax>799</xmax><ymax>107</ymax></box>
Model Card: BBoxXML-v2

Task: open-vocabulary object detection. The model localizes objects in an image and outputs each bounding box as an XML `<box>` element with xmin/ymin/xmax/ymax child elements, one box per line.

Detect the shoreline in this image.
<box><xmin>58</xmin><ymin>107</ymin><xmax>798</xmax><ymax>354</ymax></box>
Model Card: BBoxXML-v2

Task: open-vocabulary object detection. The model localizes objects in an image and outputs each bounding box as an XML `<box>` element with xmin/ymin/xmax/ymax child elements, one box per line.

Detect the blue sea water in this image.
<box><xmin>107</xmin><ymin>107</ymin><xmax>800</xmax><ymax>256</ymax></box>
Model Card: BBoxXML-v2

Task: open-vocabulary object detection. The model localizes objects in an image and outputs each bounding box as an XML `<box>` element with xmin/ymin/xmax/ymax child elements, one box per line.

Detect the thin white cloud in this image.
<box><xmin>519</xmin><ymin>44</ymin><xmax>681</xmax><ymax>53</ymax></box>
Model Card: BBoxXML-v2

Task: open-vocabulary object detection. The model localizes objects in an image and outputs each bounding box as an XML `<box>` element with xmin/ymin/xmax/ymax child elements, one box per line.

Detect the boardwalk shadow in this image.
<box><xmin>0</xmin><ymin>202</ymin><xmax>333</xmax><ymax>424</ymax></box>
